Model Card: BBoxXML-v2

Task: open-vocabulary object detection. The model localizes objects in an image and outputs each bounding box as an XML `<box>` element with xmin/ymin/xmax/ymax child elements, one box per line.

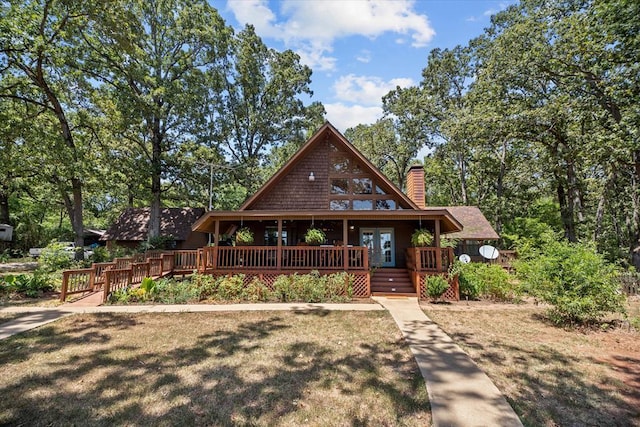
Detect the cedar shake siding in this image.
<box><xmin>251</xmin><ymin>137</ymin><xmax>331</xmax><ymax>210</ymax></box>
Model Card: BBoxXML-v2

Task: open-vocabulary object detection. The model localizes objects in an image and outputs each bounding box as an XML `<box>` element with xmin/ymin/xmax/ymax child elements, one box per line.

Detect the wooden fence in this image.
<box><xmin>60</xmin><ymin>250</ymin><xmax>199</xmax><ymax>303</ymax></box>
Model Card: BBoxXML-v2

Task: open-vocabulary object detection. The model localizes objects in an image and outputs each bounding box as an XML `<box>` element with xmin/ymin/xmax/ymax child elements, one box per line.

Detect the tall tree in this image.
<box><xmin>79</xmin><ymin>0</ymin><xmax>232</xmax><ymax>238</ymax></box>
<box><xmin>217</xmin><ymin>24</ymin><xmax>316</xmax><ymax>193</ymax></box>
<box><xmin>0</xmin><ymin>0</ymin><xmax>95</xmax><ymax>258</ymax></box>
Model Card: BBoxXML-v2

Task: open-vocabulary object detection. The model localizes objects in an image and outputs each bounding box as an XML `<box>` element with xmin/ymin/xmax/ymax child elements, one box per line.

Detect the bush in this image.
<box><xmin>152</xmin><ymin>279</ymin><xmax>199</xmax><ymax>304</ymax></box>
<box><xmin>451</xmin><ymin>261</ymin><xmax>519</xmax><ymax>301</ymax></box>
<box><xmin>516</xmin><ymin>239</ymin><xmax>626</xmax><ymax>325</ymax></box>
<box><xmin>38</xmin><ymin>241</ymin><xmax>74</xmax><ymax>272</ymax></box>
<box><xmin>1</xmin><ymin>272</ymin><xmax>54</xmax><ymax>298</ymax></box>
<box><xmin>426</xmin><ymin>275</ymin><xmax>449</xmax><ymax>301</ymax></box>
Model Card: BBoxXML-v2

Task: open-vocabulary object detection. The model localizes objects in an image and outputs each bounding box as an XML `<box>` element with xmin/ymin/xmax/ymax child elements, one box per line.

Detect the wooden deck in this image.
<box><xmin>60</xmin><ymin>246</ymin><xmax>458</xmax><ymax>302</ymax></box>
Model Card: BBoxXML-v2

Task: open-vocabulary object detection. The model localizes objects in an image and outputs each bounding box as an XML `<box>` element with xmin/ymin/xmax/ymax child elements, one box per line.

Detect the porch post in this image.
<box><xmin>343</xmin><ymin>219</ymin><xmax>348</xmax><ymax>270</ymax></box>
<box><xmin>277</xmin><ymin>218</ymin><xmax>282</xmax><ymax>269</ymax></box>
<box><xmin>435</xmin><ymin>219</ymin><xmax>442</xmax><ymax>272</ymax></box>
<box><xmin>213</xmin><ymin>220</ymin><xmax>219</xmax><ymax>271</ymax></box>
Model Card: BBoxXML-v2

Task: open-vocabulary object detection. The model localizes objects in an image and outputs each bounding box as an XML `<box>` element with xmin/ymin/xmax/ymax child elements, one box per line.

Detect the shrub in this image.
<box><xmin>38</xmin><ymin>241</ymin><xmax>73</xmax><ymax>272</ymax></box>
<box><xmin>426</xmin><ymin>275</ymin><xmax>450</xmax><ymax>301</ymax></box>
<box><xmin>242</xmin><ymin>277</ymin><xmax>272</xmax><ymax>302</ymax></box>
<box><xmin>516</xmin><ymin>239</ymin><xmax>626</xmax><ymax>325</ymax></box>
<box><xmin>0</xmin><ymin>272</ymin><xmax>54</xmax><ymax>298</ymax></box>
<box><xmin>216</xmin><ymin>274</ymin><xmax>246</xmax><ymax>301</ymax></box>
<box><xmin>411</xmin><ymin>229</ymin><xmax>433</xmax><ymax>247</ymax></box>
<box><xmin>152</xmin><ymin>279</ymin><xmax>199</xmax><ymax>304</ymax></box>
<box><xmin>451</xmin><ymin>261</ymin><xmax>519</xmax><ymax>301</ymax></box>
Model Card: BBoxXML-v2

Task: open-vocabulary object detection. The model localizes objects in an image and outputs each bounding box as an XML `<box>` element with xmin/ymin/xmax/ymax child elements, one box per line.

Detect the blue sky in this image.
<box><xmin>216</xmin><ymin>0</ymin><xmax>515</xmax><ymax>132</ymax></box>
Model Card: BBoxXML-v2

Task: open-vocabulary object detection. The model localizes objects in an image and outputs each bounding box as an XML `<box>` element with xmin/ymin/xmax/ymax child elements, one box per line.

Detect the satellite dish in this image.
<box><xmin>479</xmin><ymin>245</ymin><xmax>499</xmax><ymax>260</ymax></box>
<box><xmin>459</xmin><ymin>254</ymin><xmax>471</xmax><ymax>263</ymax></box>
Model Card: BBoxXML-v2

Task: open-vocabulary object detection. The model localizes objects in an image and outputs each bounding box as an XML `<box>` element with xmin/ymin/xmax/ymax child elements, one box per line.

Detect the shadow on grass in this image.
<box><xmin>447</xmin><ymin>328</ymin><xmax>639</xmax><ymax>426</ymax></box>
<box><xmin>0</xmin><ymin>312</ymin><xmax>429</xmax><ymax>426</ymax></box>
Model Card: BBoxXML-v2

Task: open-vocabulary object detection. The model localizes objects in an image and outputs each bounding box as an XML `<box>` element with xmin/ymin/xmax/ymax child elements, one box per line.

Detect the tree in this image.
<box><xmin>217</xmin><ymin>24</ymin><xmax>317</xmax><ymax>193</ymax></box>
<box><xmin>78</xmin><ymin>0</ymin><xmax>232</xmax><ymax>238</ymax></box>
<box><xmin>0</xmin><ymin>0</ymin><xmax>97</xmax><ymax>258</ymax></box>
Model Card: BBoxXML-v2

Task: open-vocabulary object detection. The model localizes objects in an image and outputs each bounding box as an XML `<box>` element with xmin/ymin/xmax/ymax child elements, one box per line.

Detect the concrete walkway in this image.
<box><xmin>1</xmin><ymin>298</ymin><xmax>523</xmax><ymax>426</ymax></box>
<box><xmin>374</xmin><ymin>296</ymin><xmax>523</xmax><ymax>427</ymax></box>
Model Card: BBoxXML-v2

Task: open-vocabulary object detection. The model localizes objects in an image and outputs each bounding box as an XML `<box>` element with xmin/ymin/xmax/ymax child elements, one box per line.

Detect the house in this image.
<box><xmin>192</xmin><ymin>122</ymin><xmax>499</xmax><ymax>300</ymax></box>
<box><xmin>433</xmin><ymin>206</ymin><xmax>500</xmax><ymax>261</ymax></box>
<box><xmin>101</xmin><ymin>207</ymin><xmax>207</xmax><ymax>250</ymax></box>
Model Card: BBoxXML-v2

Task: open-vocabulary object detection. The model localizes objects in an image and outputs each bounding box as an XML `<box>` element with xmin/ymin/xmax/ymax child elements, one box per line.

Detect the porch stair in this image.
<box><xmin>371</xmin><ymin>268</ymin><xmax>416</xmax><ymax>297</ymax></box>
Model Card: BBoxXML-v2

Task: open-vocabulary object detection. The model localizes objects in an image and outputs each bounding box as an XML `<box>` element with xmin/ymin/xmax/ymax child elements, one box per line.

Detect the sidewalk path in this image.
<box><xmin>374</xmin><ymin>296</ymin><xmax>523</xmax><ymax>427</ymax></box>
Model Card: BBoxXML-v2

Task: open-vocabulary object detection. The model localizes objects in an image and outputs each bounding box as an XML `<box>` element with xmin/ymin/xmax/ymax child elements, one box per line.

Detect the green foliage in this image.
<box><xmin>235</xmin><ymin>227</ymin><xmax>254</xmax><ymax>245</ymax></box>
<box><xmin>0</xmin><ymin>272</ymin><xmax>53</xmax><ymax>298</ymax></box>
<box><xmin>139</xmin><ymin>236</ymin><xmax>175</xmax><ymax>252</ymax></box>
<box><xmin>411</xmin><ymin>229</ymin><xmax>433</xmax><ymax>247</ymax></box>
<box><xmin>38</xmin><ymin>242</ymin><xmax>74</xmax><ymax>272</ymax></box>
<box><xmin>440</xmin><ymin>237</ymin><xmax>459</xmax><ymax>249</ymax></box>
<box><xmin>451</xmin><ymin>261</ymin><xmax>519</xmax><ymax>301</ymax></box>
<box><xmin>304</xmin><ymin>228</ymin><xmax>326</xmax><ymax>245</ymax></box>
<box><xmin>425</xmin><ymin>275</ymin><xmax>450</xmax><ymax>301</ymax></box>
<box><xmin>139</xmin><ymin>277</ymin><xmax>157</xmax><ymax>296</ymax></box>
<box><xmin>516</xmin><ymin>239</ymin><xmax>626</xmax><ymax>325</ymax></box>
<box><xmin>273</xmin><ymin>271</ymin><xmax>352</xmax><ymax>303</ymax></box>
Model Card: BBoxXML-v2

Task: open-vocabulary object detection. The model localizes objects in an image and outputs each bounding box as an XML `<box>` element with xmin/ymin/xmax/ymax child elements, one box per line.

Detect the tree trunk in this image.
<box><xmin>148</xmin><ymin>116</ymin><xmax>162</xmax><ymax>239</ymax></box>
<box><xmin>0</xmin><ymin>187</ymin><xmax>10</xmax><ymax>225</ymax></box>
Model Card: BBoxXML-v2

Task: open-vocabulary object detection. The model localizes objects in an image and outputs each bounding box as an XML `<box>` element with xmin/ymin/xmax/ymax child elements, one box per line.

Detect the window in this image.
<box><xmin>330</xmin><ymin>200</ymin><xmax>349</xmax><ymax>210</ymax></box>
<box><xmin>353</xmin><ymin>200</ymin><xmax>373</xmax><ymax>210</ymax></box>
<box><xmin>375</xmin><ymin>185</ymin><xmax>386</xmax><ymax>195</ymax></box>
<box><xmin>352</xmin><ymin>178</ymin><xmax>372</xmax><ymax>194</ymax></box>
<box><xmin>330</xmin><ymin>178</ymin><xmax>349</xmax><ymax>194</ymax></box>
<box><xmin>264</xmin><ymin>227</ymin><xmax>287</xmax><ymax>246</ymax></box>
<box><xmin>376</xmin><ymin>200</ymin><xmax>396</xmax><ymax>210</ymax></box>
<box><xmin>330</xmin><ymin>157</ymin><xmax>349</xmax><ymax>173</ymax></box>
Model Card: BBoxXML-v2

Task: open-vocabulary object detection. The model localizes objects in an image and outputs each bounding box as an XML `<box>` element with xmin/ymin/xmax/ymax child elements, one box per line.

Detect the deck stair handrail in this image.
<box><xmin>103</xmin><ymin>268</ymin><xmax>132</xmax><ymax>301</ymax></box>
<box><xmin>59</xmin><ymin>249</ymin><xmax>200</xmax><ymax>302</ymax></box>
<box><xmin>60</xmin><ymin>268</ymin><xmax>95</xmax><ymax>301</ymax></box>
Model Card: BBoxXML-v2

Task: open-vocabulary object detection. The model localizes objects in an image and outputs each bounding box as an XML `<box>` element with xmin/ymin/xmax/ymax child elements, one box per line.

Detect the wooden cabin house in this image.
<box><xmin>192</xmin><ymin>123</ymin><xmax>498</xmax><ymax>300</ymax></box>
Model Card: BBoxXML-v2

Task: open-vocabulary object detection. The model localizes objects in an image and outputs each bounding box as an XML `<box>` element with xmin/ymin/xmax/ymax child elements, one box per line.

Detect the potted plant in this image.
<box><xmin>411</xmin><ymin>229</ymin><xmax>433</xmax><ymax>247</ymax></box>
<box><xmin>235</xmin><ymin>227</ymin><xmax>254</xmax><ymax>245</ymax></box>
<box><xmin>304</xmin><ymin>228</ymin><xmax>326</xmax><ymax>245</ymax></box>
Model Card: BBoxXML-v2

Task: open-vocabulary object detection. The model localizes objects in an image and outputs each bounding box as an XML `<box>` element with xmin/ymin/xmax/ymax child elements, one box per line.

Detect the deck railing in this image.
<box><xmin>200</xmin><ymin>245</ymin><xmax>368</xmax><ymax>272</ymax></box>
<box><xmin>60</xmin><ymin>250</ymin><xmax>196</xmax><ymax>302</ymax></box>
<box><xmin>406</xmin><ymin>247</ymin><xmax>458</xmax><ymax>300</ymax></box>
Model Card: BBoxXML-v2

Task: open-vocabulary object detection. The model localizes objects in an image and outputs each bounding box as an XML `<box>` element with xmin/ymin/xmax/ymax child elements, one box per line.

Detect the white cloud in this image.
<box><xmin>324</xmin><ymin>103</ymin><xmax>383</xmax><ymax>132</ymax></box>
<box><xmin>333</xmin><ymin>75</ymin><xmax>415</xmax><ymax>106</ymax></box>
<box><xmin>356</xmin><ymin>50</ymin><xmax>372</xmax><ymax>63</ymax></box>
<box><xmin>226</xmin><ymin>0</ymin><xmax>435</xmax><ymax>71</ymax></box>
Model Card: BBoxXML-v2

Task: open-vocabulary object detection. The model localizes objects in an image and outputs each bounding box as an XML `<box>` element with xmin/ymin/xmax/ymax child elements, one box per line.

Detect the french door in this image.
<box><xmin>360</xmin><ymin>228</ymin><xmax>395</xmax><ymax>267</ymax></box>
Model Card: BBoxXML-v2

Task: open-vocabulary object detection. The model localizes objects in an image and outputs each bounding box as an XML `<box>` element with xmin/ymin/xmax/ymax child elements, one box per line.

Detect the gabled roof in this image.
<box><xmin>240</xmin><ymin>122</ymin><xmax>419</xmax><ymax>211</ymax></box>
<box><xmin>102</xmin><ymin>207</ymin><xmax>205</xmax><ymax>242</ymax></box>
<box><xmin>437</xmin><ymin>206</ymin><xmax>499</xmax><ymax>240</ymax></box>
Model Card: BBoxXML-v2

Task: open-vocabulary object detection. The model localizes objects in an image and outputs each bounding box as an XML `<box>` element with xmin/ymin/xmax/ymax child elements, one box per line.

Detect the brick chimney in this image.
<box><xmin>406</xmin><ymin>165</ymin><xmax>426</xmax><ymax>208</ymax></box>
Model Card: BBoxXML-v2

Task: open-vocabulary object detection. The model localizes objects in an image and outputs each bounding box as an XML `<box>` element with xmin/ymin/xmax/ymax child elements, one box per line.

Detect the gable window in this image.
<box><xmin>376</xmin><ymin>200</ymin><xmax>396</xmax><ymax>210</ymax></box>
<box><xmin>352</xmin><ymin>178</ymin><xmax>372</xmax><ymax>194</ymax></box>
<box><xmin>330</xmin><ymin>200</ymin><xmax>349</xmax><ymax>210</ymax></box>
<box><xmin>353</xmin><ymin>200</ymin><xmax>373</xmax><ymax>210</ymax></box>
<box><xmin>330</xmin><ymin>178</ymin><xmax>349</xmax><ymax>195</ymax></box>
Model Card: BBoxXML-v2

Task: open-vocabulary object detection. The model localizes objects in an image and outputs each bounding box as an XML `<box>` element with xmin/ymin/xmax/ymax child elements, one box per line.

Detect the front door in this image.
<box><xmin>360</xmin><ymin>228</ymin><xmax>395</xmax><ymax>267</ymax></box>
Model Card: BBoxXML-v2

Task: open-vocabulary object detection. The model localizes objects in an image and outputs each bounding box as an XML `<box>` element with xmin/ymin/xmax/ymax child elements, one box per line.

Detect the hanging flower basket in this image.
<box><xmin>411</xmin><ymin>229</ymin><xmax>433</xmax><ymax>247</ymax></box>
<box><xmin>235</xmin><ymin>227</ymin><xmax>254</xmax><ymax>245</ymax></box>
<box><xmin>304</xmin><ymin>228</ymin><xmax>326</xmax><ymax>245</ymax></box>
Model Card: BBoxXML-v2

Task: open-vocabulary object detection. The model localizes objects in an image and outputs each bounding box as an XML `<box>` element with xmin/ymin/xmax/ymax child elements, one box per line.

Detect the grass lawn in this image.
<box><xmin>0</xmin><ymin>310</ymin><xmax>429</xmax><ymax>426</ymax></box>
<box><xmin>425</xmin><ymin>300</ymin><xmax>640</xmax><ymax>427</ymax></box>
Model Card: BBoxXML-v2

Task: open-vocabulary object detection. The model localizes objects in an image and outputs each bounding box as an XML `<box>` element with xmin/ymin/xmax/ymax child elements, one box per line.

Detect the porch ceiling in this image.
<box><xmin>192</xmin><ymin>209</ymin><xmax>463</xmax><ymax>234</ymax></box>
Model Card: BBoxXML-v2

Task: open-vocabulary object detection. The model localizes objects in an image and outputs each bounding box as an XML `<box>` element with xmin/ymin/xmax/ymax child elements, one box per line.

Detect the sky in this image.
<box><xmin>216</xmin><ymin>0</ymin><xmax>515</xmax><ymax>133</ymax></box>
